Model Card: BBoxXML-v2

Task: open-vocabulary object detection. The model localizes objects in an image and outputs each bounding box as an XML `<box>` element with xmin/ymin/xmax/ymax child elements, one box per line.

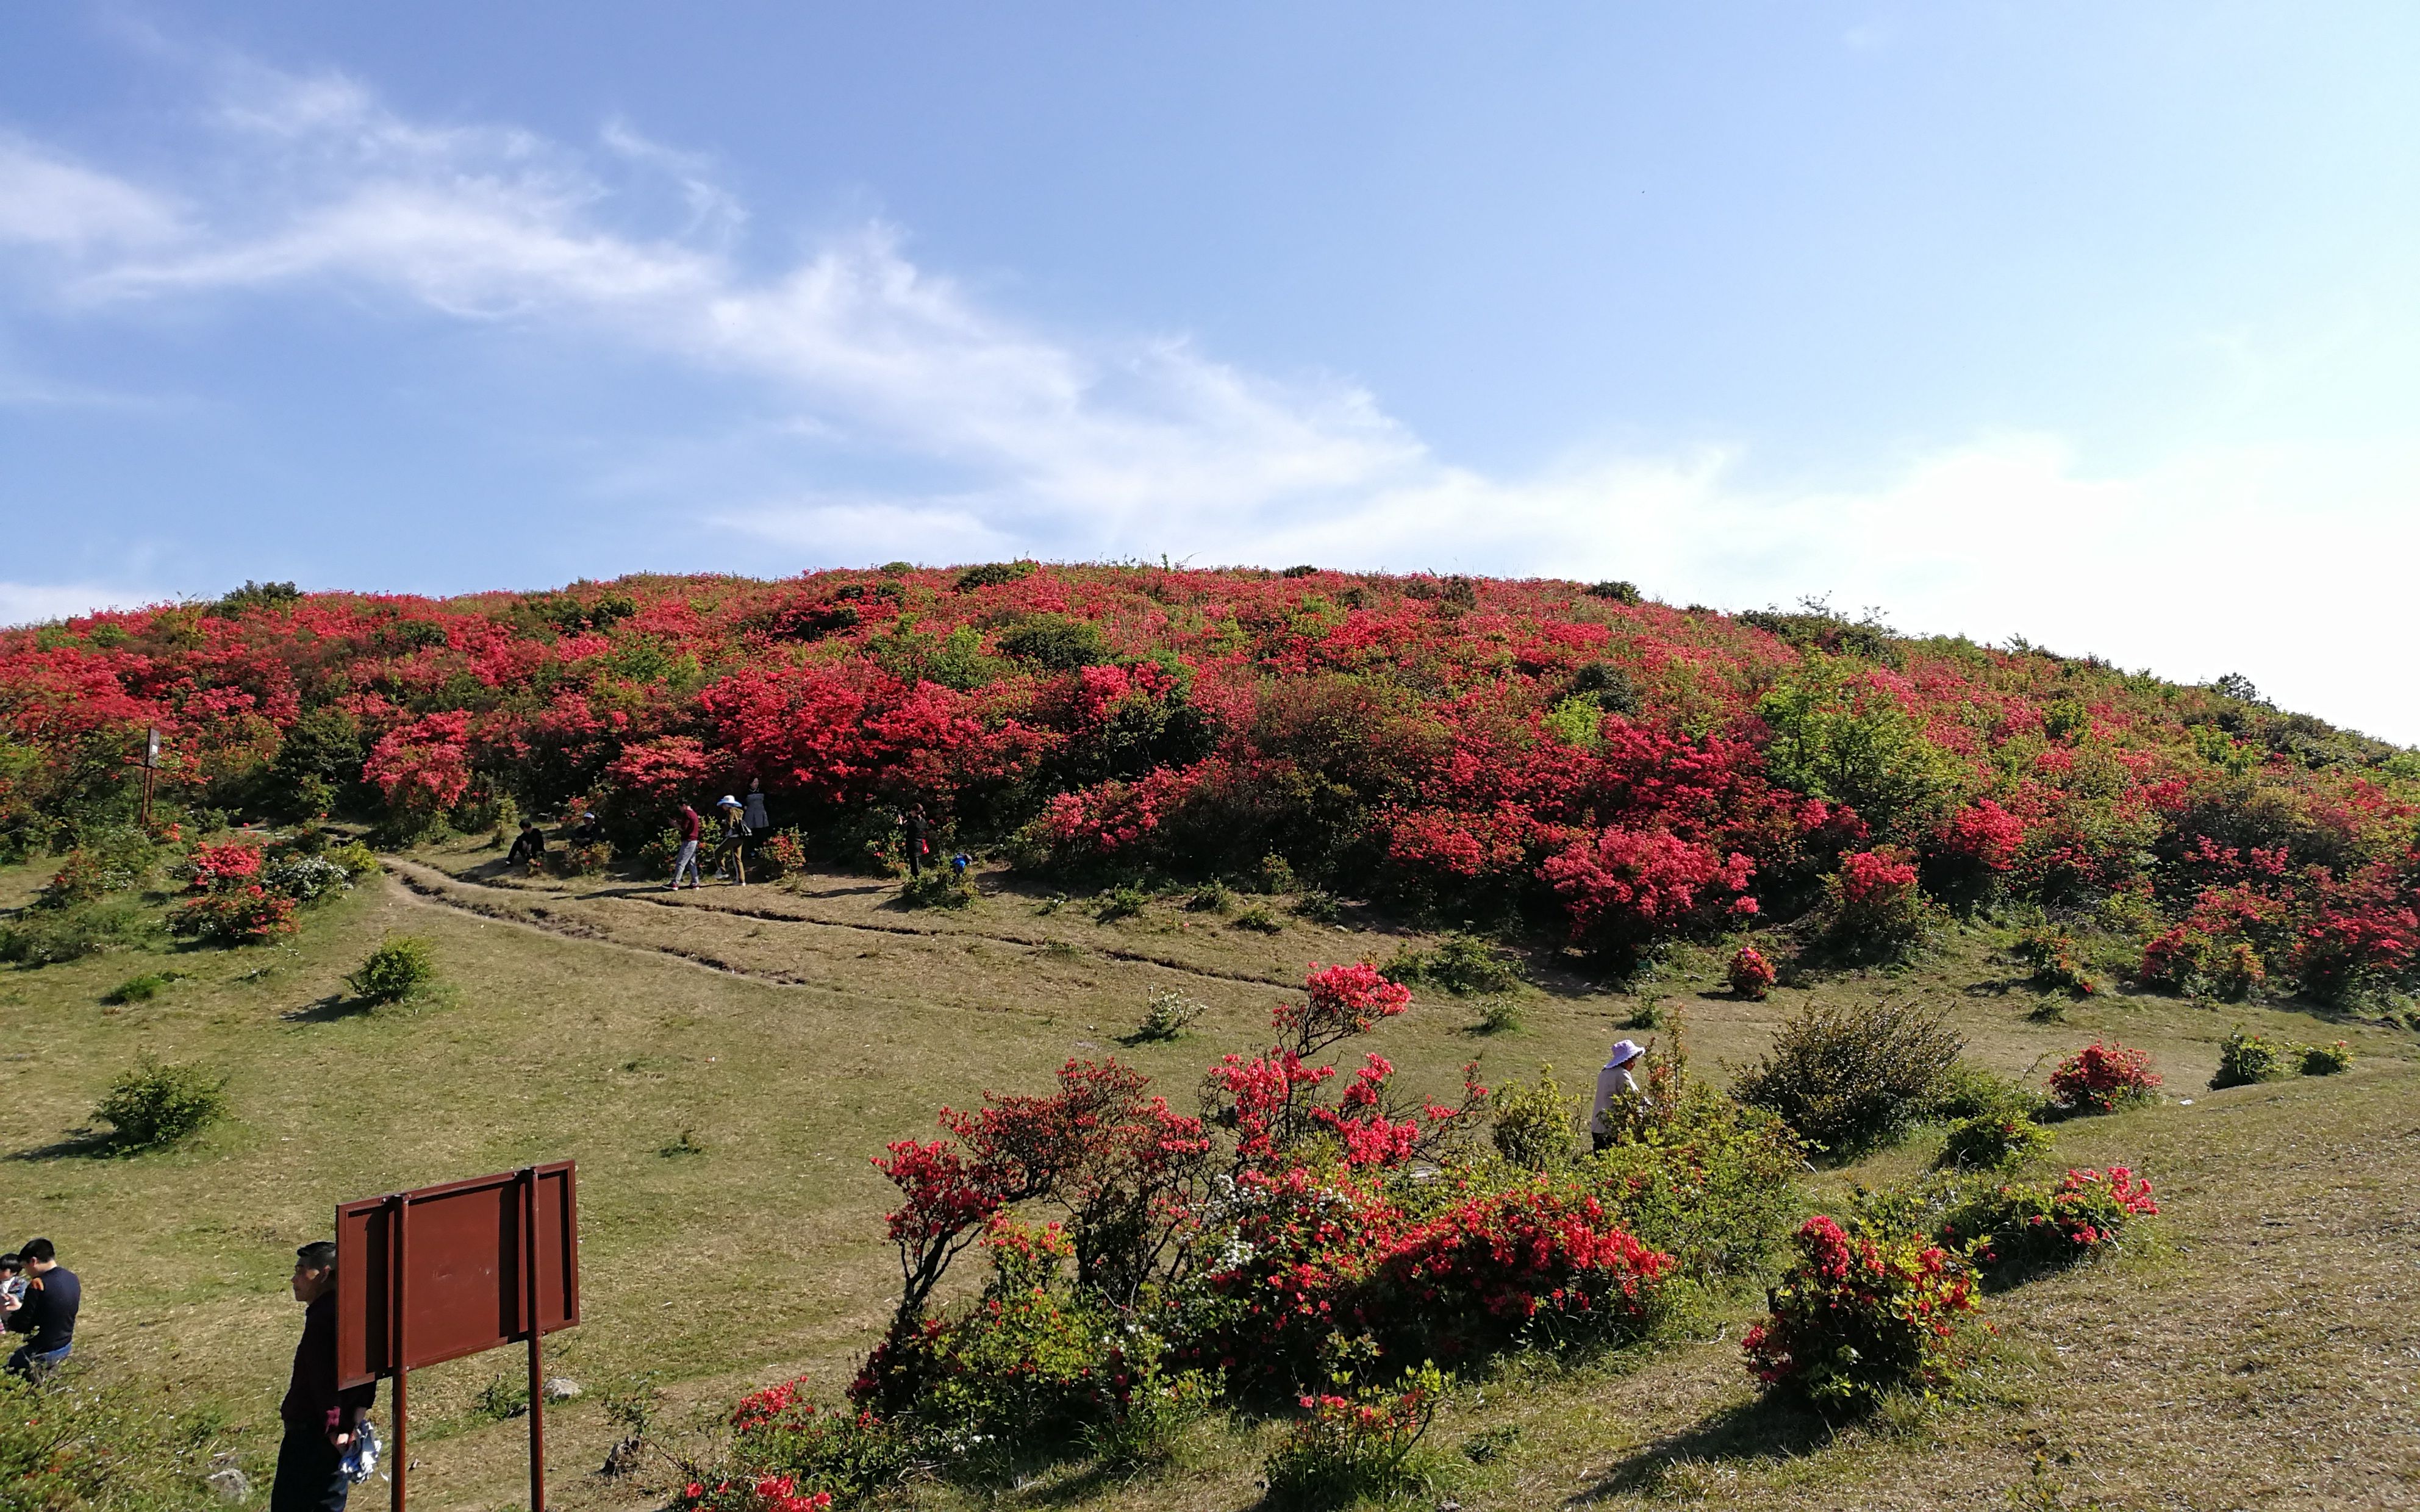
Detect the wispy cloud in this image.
<box><xmin>1</xmin><ymin>60</ymin><xmax>2413</xmax><ymax>741</ymax></box>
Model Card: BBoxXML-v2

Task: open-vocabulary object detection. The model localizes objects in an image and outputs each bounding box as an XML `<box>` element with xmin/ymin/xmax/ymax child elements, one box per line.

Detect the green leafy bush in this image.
<box><xmin>2302</xmin><ymin>1040</ymin><xmax>2354</xmax><ymax>1075</ymax></box>
<box><xmin>1384</xmin><ymin>932</ymin><xmax>1522</xmax><ymax>995</ymax></box>
<box><xmin>1471</xmin><ymin>997</ymin><xmax>1523</xmax><ymax>1035</ymax></box>
<box><xmin>954</xmin><ymin>560</ymin><xmax>1038</xmax><ymax>592</ymax></box>
<box><xmin>1094</xmin><ymin>883</ymin><xmax>1146</xmax><ymax>921</ymax></box>
<box><xmin>1927</xmin><ymin>1060</ymin><xmax>2044</xmax><ymax>1123</ymax></box>
<box><xmin>1589</xmin><ymin>1083</ymin><xmax>1805</xmax><ymax>1281</ymax></box>
<box><xmin>104</xmin><ymin>971</ymin><xmax>179</xmax><ymax>1005</ymax></box>
<box><xmin>994</xmin><ymin>614</ymin><xmax>1108</xmax><ymax>670</ymax></box>
<box><xmin>1291</xmin><ymin>889</ymin><xmax>1342</xmax><ymax>924</ymax></box>
<box><xmin>1941</xmin><ymin>1166</ymin><xmax>2160</xmax><ymax>1282</ymax></box>
<box><xmin>1490</xmin><ymin>1065</ymin><xmax>1579</xmax><ymax>1169</ymax></box>
<box><xmin>1935</xmin><ymin>1113</ymin><xmax>2052</xmax><ymax>1172</ymax></box>
<box><xmin>1231</xmin><ymin>904</ymin><xmax>1283</xmax><ymax>933</ymax></box>
<box><xmin>637</xmin><ymin>827</ymin><xmax>682</xmax><ymax>879</ymax></box>
<box><xmin>2213</xmin><ymin>1029</ymin><xmax>2293</xmax><ymax>1088</ymax></box>
<box><xmin>0</xmin><ymin>900</ymin><xmax>148</xmax><ymax>965</ymax></box>
<box><xmin>1184</xmin><ymin>880</ymin><xmax>1231</xmax><ymax>913</ymax></box>
<box><xmin>0</xmin><ymin>1364</ymin><xmax>233</xmax><ymax>1508</ymax></box>
<box><xmin>1734</xmin><ymin>999</ymin><xmax>1964</xmax><ymax>1159</ymax></box>
<box><xmin>346</xmin><ymin>936</ymin><xmax>437</xmax><ymax>1004</ymax></box>
<box><xmin>95</xmin><ymin>1053</ymin><xmax>230</xmax><ymax>1149</ymax></box>
<box><xmin>901</xmin><ymin>871</ymin><xmax>978</xmax><ymax>910</ymax></box>
<box><xmin>2011</xmin><ymin>924</ymin><xmax>2098</xmax><ymax>997</ymax></box>
<box><xmin>1253</xmin><ymin>853</ymin><xmax>1297</xmax><ymax>894</ymax></box>
<box><xmin>1131</xmin><ymin>988</ymin><xmax>1206</xmax><ymax>1043</ymax></box>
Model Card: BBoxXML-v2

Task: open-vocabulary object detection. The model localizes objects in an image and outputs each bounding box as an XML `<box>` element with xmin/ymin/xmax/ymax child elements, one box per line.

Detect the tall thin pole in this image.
<box><xmin>523</xmin><ymin>1169</ymin><xmax>546</xmax><ymax>1512</ymax></box>
<box><xmin>392</xmin><ymin>1194</ymin><xmax>410</xmax><ymax>1512</ymax></box>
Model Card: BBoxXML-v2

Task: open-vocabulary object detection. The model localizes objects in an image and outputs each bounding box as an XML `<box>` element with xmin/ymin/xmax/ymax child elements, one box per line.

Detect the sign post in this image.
<box><xmin>336</xmin><ymin>1163</ymin><xmax>579</xmax><ymax>1512</ymax></box>
<box><xmin>140</xmin><ymin>726</ymin><xmax>160</xmax><ymax>829</ymax></box>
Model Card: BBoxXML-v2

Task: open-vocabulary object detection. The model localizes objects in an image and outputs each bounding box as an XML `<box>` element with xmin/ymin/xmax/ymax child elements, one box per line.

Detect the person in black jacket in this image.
<box><xmin>274</xmin><ymin>1241</ymin><xmax>376</xmax><ymax>1512</ymax></box>
<box><xmin>2</xmin><ymin>1237</ymin><xmax>78</xmax><ymax>1378</ymax></box>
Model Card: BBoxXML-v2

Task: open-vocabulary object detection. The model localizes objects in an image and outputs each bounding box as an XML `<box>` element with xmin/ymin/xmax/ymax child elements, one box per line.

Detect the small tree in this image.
<box><xmin>1734</xmin><ymin>999</ymin><xmax>1963</xmax><ymax>1158</ymax></box>
<box><xmin>347</xmin><ymin>936</ymin><xmax>437</xmax><ymax>1004</ymax></box>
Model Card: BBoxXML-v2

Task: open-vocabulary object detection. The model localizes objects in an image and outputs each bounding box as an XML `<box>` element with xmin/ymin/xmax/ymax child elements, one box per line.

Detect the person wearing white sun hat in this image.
<box><xmin>1591</xmin><ymin>1039</ymin><xmax>1648</xmax><ymax>1153</ymax></box>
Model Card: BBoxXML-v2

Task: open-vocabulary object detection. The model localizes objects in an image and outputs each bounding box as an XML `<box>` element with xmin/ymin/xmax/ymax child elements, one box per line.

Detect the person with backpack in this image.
<box><xmin>2</xmin><ymin>1238</ymin><xmax>79</xmax><ymax>1378</ymax></box>
<box><xmin>670</xmin><ymin>802</ymin><xmax>705</xmax><ymax>890</ymax></box>
<box><xmin>274</xmin><ymin>1241</ymin><xmax>376</xmax><ymax>1512</ymax></box>
<box><xmin>712</xmin><ymin>796</ymin><xmax>751</xmax><ymax>885</ymax></box>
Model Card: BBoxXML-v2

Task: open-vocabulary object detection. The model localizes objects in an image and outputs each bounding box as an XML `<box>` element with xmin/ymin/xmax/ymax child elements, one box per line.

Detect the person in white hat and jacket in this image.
<box><xmin>1591</xmin><ymin>1039</ymin><xmax>1648</xmax><ymax>1152</ymax></box>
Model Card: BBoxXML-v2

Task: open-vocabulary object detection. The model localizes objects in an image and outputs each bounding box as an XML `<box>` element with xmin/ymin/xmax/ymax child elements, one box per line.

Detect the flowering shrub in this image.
<box><xmin>1816</xmin><ymin>847</ymin><xmax>1938</xmax><ymax>961</ymax></box>
<box><xmin>173</xmin><ymin>883</ymin><xmax>297</xmax><ymax>945</ymax></box>
<box><xmin>757</xmin><ymin>828</ymin><xmax>807</xmax><ymax>879</ymax></box>
<box><xmin>1262</xmin><ymin>1362</ymin><xmax>1447</xmax><ymax>1511</ymax></box>
<box><xmin>1935</xmin><ymin>1113</ymin><xmax>2051</xmax><ymax>1172</ymax></box>
<box><xmin>2302</xmin><ymin>1040</ymin><xmax>2354</xmax><ymax>1075</ymax></box>
<box><xmin>1726</xmin><ymin>944</ymin><xmax>1777</xmax><ymax>999</ymax></box>
<box><xmin>2213</xmin><ymin>1029</ymin><xmax>2293</xmax><ymax>1088</ymax></box>
<box><xmin>1741</xmin><ymin>1214</ymin><xmax>1977</xmax><ymax>1413</ymax></box>
<box><xmin>2046</xmin><ymin>1042</ymin><xmax>2161</xmax><ymax>1114</ymax></box>
<box><xmin>672</xmin><ymin>1474</ymin><xmax>832</xmax><ymax>1512</ymax></box>
<box><xmin>1942</xmin><ymin>1167</ymin><xmax>2159</xmax><ymax>1280</ymax></box>
<box><xmin>188</xmin><ymin>841</ymin><xmax>263</xmax><ymax>888</ymax></box>
<box><xmin>2011</xmin><ymin>925</ymin><xmax>2096</xmax><ymax>997</ymax></box>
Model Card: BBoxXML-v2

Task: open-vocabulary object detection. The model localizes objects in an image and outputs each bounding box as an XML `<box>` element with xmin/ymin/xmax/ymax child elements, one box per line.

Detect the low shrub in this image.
<box><xmin>1624</xmin><ymin>998</ymin><xmax>1663</xmax><ymax>1030</ymax></box>
<box><xmin>674</xmin><ymin>1474</ymin><xmax>832</xmax><ymax>1512</ymax></box>
<box><xmin>1490</xmin><ymin>1065</ymin><xmax>1579</xmax><ymax>1169</ymax></box>
<box><xmin>1131</xmin><ymin>988</ymin><xmax>1206</xmax><ymax>1042</ymax></box>
<box><xmin>346</xmin><ymin>936</ymin><xmax>437</xmax><ymax>1004</ymax></box>
<box><xmin>1384</xmin><ymin>932</ymin><xmax>1522</xmax><ymax>995</ymax></box>
<box><xmin>712</xmin><ymin>1372</ymin><xmax>910</xmax><ymax>1503</ymax></box>
<box><xmin>0</xmin><ymin>900</ymin><xmax>148</xmax><ymax>965</ymax></box>
<box><xmin>1291</xmin><ymin>890</ymin><xmax>1342</xmax><ymax>924</ymax></box>
<box><xmin>757</xmin><ymin>829</ymin><xmax>807</xmax><ymax>879</ymax></box>
<box><xmin>1079</xmin><ymin>1362</ymin><xmax>1218</xmax><ymax>1472</ymax></box>
<box><xmin>2011</xmin><ymin>924</ymin><xmax>2097</xmax><ymax>997</ymax></box>
<box><xmin>1927</xmin><ymin>1060</ymin><xmax>2044</xmax><ymax>1123</ymax></box>
<box><xmin>1590</xmin><ymin>1083</ymin><xmax>1805</xmax><ymax>1281</ymax></box>
<box><xmin>1253</xmin><ymin>854</ymin><xmax>1298</xmax><ymax>894</ymax></box>
<box><xmin>1095</xmin><ymin>883</ymin><xmax>1147</xmax><ymax>921</ymax></box>
<box><xmin>1471</xmin><ymin>998</ymin><xmax>1522</xmax><ymax>1035</ymax></box>
<box><xmin>1733</xmin><ymin>998</ymin><xmax>1964</xmax><ymax>1159</ymax></box>
<box><xmin>95</xmin><ymin>1052</ymin><xmax>230</xmax><ymax>1149</ymax></box>
<box><xmin>0</xmin><ymin>1365</ymin><xmax>234</xmax><ymax>1508</ymax></box>
<box><xmin>554</xmin><ymin>840</ymin><xmax>614</xmax><ymax>877</ymax></box>
<box><xmin>1726</xmin><ymin>944</ymin><xmax>1776</xmax><ymax>1000</ymax></box>
<box><xmin>263</xmin><ymin>854</ymin><xmax>353</xmax><ymax>901</ymax></box>
<box><xmin>2302</xmin><ymin>1040</ymin><xmax>2354</xmax><ymax>1075</ymax></box>
<box><xmin>2046</xmin><ymin>1041</ymin><xmax>2161</xmax><ymax>1114</ymax></box>
<box><xmin>2139</xmin><ymin>925</ymin><xmax>2265</xmax><ymax>1000</ymax></box>
<box><xmin>105</xmin><ymin>971</ymin><xmax>179</xmax><ymax>1005</ymax></box>
<box><xmin>1942</xmin><ymin>1166</ymin><xmax>2160</xmax><ymax>1280</ymax></box>
<box><xmin>1262</xmin><ymin>1363</ymin><xmax>1448</xmax><ymax>1511</ymax></box>
<box><xmin>1935</xmin><ymin>1112</ymin><xmax>2052</xmax><ymax>1172</ymax></box>
<box><xmin>901</xmin><ymin>871</ymin><xmax>978</xmax><ymax>910</ymax></box>
<box><xmin>637</xmin><ymin>827</ymin><xmax>682</xmax><ymax>879</ymax></box>
<box><xmin>1817</xmin><ymin>849</ymin><xmax>1941</xmax><ymax>962</ymax></box>
<box><xmin>1231</xmin><ymin>904</ymin><xmax>1283</xmax><ymax>933</ymax></box>
<box><xmin>1741</xmin><ymin>1213</ymin><xmax>1977</xmax><ymax>1414</ymax></box>
<box><xmin>172</xmin><ymin>884</ymin><xmax>299</xmax><ymax>946</ymax></box>
<box><xmin>2213</xmin><ymin>1029</ymin><xmax>2293</xmax><ymax>1089</ymax></box>
<box><xmin>328</xmin><ymin>840</ymin><xmax>380</xmax><ymax>880</ymax></box>
<box><xmin>1184</xmin><ymin>880</ymin><xmax>1231</xmax><ymax>913</ymax></box>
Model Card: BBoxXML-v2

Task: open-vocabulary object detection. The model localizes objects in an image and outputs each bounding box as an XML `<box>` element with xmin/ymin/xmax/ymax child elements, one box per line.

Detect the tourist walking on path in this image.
<box><xmin>1590</xmin><ymin>1040</ymin><xmax>1647</xmax><ymax>1153</ymax></box>
<box><xmin>900</xmin><ymin>804</ymin><xmax>930</xmax><ymax>878</ymax></box>
<box><xmin>2</xmin><ymin>1238</ymin><xmax>79</xmax><ymax>1378</ymax></box>
<box><xmin>273</xmin><ymin>1241</ymin><xmax>376</xmax><ymax>1512</ymax></box>
<box><xmin>670</xmin><ymin>802</ymin><xmax>705</xmax><ymax>890</ymax></box>
<box><xmin>713</xmin><ymin>796</ymin><xmax>751</xmax><ymax>885</ymax></box>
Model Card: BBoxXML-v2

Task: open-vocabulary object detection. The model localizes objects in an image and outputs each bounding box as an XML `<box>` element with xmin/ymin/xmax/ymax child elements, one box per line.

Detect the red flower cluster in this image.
<box><xmin>1725</xmin><ymin>944</ymin><xmax>1777</xmax><ymax>1000</ymax></box>
<box><xmin>674</xmin><ymin>1475</ymin><xmax>831</xmax><ymax>1512</ymax></box>
<box><xmin>2047</xmin><ymin>1041</ymin><xmax>2162</xmax><ymax>1114</ymax></box>
<box><xmin>1741</xmin><ymin>1214</ymin><xmax>1976</xmax><ymax>1411</ymax></box>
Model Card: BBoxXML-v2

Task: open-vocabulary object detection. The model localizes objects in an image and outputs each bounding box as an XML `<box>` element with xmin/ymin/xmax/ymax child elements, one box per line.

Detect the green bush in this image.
<box><xmin>1733</xmin><ymin>999</ymin><xmax>1964</xmax><ymax>1160</ymax></box>
<box><xmin>1291</xmin><ymin>889</ymin><xmax>1342</xmax><ymax>924</ymax></box>
<box><xmin>2302</xmin><ymin>1040</ymin><xmax>2354</xmax><ymax>1075</ymax></box>
<box><xmin>2011</xmin><ymin>924</ymin><xmax>2099</xmax><ymax>997</ymax></box>
<box><xmin>1094</xmin><ymin>883</ymin><xmax>1147</xmax><ymax>921</ymax></box>
<box><xmin>104</xmin><ymin>971</ymin><xmax>179</xmax><ymax>1005</ymax></box>
<box><xmin>1589</xmin><ymin>1083</ymin><xmax>1805</xmax><ymax>1282</ymax></box>
<box><xmin>0</xmin><ymin>899</ymin><xmax>148</xmax><ymax>965</ymax></box>
<box><xmin>1078</xmin><ymin>1363</ymin><xmax>1217</xmax><ymax>1472</ymax></box>
<box><xmin>1941</xmin><ymin>1166</ymin><xmax>2160</xmax><ymax>1282</ymax></box>
<box><xmin>1131</xmin><ymin>988</ymin><xmax>1206</xmax><ymax>1043</ymax></box>
<box><xmin>1927</xmin><ymin>1060</ymin><xmax>2044</xmax><ymax>1123</ymax></box>
<box><xmin>954</xmin><ymin>560</ymin><xmax>1038</xmax><ymax>592</ymax></box>
<box><xmin>1471</xmin><ymin>997</ymin><xmax>1523</xmax><ymax>1035</ymax></box>
<box><xmin>1262</xmin><ymin>1363</ymin><xmax>1447</xmax><ymax>1511</ymax></box>
<box><xmin>1490</xmin><ymin>1065</ymin><xmax>1580</xmax><ymax>1169</ymax></box>
<box><xmin>1184</xmin><ymin>880</ymin><xmax>1231</xmax><ymax>914</ymax></box>
<box><xmin>0</xmin><ymin>1364</ymin><xmax>233</xmax><ymax>1509</ymax></box>
<box><xmin>1253</xmin><ymin>853</ymin><xmax>1297</xmax><ymax>894</ymax></box>
<box><xmin>346</xmin><ymin>936</ymin><xmax>437</xmax><ymax>1004</ymax></box>
<box><xmin>901</xmin><ymin>871</ymin><xmax>978</xmax><ymax>910</ymax></box>
<box><xmin>2213</xmin><ymin>1029</ymin><xmax>2293</xmax><ymax>1088</ymax></box>
<box><xmin>1231</xmin><ymin>904</ymin><xmax>1283</xmax><ymax>933</ymax></box>
<box><xmin>1935</xmin><ymin>1113</ymin><xmax>2052</xmax><ymax>1172</ymax></box>
<box><xmin>1384</xmin><ymin>932</ymin><xmax>1523</xmax><ymax>995</ymax></box>
<box><xmin>994</xmin><ymin>614</ymin><xmax>1108</xmax><ymax>670</ymax></box>
<box><xmin>95</xmin><ymin>1053</ymin><xmax>230</xmax><ymax>1149</ymax></box>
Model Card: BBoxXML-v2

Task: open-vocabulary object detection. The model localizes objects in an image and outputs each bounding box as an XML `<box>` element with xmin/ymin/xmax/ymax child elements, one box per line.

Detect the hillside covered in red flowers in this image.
<box><xmin>4</xmin><ymin>563</ymin><xmax>2415</xmax><ymax>1002</ymax></box>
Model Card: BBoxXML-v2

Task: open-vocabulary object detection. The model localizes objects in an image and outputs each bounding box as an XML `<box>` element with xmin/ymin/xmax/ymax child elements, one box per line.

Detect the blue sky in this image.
<box><xmin>4</xmin><ymin>4</ymin><xmax>2418</xmax><ymax>740</ymax></box>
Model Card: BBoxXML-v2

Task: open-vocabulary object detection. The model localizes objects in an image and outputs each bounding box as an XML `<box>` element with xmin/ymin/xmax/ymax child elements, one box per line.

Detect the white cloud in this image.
<box><xmin>0</xmin><ymin>581</ymin><xmax>159</xmax><ymax>629</ymax></box>
<box><xmin>1</xmin><ymin>62</ymin><xmax>2415</xmax><ymax>743</ymax></box>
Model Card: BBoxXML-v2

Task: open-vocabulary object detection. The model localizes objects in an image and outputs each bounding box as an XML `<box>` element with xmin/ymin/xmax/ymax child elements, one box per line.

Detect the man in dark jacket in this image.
<box><xmin>274</xmin><ymin>1241</ymin><xmax>376</xmax><ymax>1512</ymax></box>
<box><xmin>2</xmin><ymin>1237</ymin><xmax>78</xmax><ymax>1378</ymax></box>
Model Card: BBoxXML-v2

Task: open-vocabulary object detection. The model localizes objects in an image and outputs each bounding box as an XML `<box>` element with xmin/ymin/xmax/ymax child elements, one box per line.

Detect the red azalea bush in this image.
<box><xmin>1818</xmin><ymin>847</ymin><xmax>1937</xmax><ymax>960</ymax></box>
<box><xmin>1726</xmin><ymin>944</ymin><xmax>1777</xmax><ymax>999</ymax></box>
<box><xmin>172</xmin><ymin>883</ymin><xmax>297</xmax><ymax>945</ymax></box>
<box><xmin>1942</xmin><ymin>1166</ymin><xmax>2160</xmax><ymax>1280</ymax></box>
<box><xmin>2046</xmin><ymin>1041</ymin><xmax>2161</xmax><ymax>1114</ymax></box>
<box><xmin>672</xmin><ymin>1475</ymin><xmax>832</xmax><ymax>1512</ymax></box>
<box><xmin>1741</xmin><ymin>1214</ymin><xmax>1977</xmax><ymax>1413</ymax></box>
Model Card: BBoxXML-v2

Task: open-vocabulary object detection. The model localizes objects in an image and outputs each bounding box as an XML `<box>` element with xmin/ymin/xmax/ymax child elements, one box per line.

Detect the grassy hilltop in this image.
<box><xmin>1</xmin><ymin>566</ymin><xmax>2417</xmax><ymax>1510</ymax></box>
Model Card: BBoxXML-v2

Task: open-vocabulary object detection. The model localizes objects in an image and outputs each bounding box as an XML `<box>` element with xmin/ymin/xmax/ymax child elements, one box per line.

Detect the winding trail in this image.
<box><xmin>381</xmin><ymin>857</ymin><xmax>1306</xmax><ymax>994</ymax></box>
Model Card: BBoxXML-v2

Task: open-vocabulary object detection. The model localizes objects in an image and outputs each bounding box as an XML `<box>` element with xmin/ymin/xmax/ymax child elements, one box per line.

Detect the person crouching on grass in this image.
<box><xmin>276</xmin><ymin>1241</ymin><xmax>375</xmax><ymax>1512</ymax></box>
<box><xmin>2</xmin><ymin>1238</ymin><xmax>78</xmax><ymax>1378</ymax></box>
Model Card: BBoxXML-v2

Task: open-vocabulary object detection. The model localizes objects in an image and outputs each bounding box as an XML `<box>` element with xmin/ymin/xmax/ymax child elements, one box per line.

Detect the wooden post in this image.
<box><xmin>523</xmin><ymin>1168</ymin><xmax>546</xmax><ymax>1512</ymax></box>
<box><xmin>392</xmin><ymin>1193</ymin><xmax>410</xmax><ymax>1512</ymax></box>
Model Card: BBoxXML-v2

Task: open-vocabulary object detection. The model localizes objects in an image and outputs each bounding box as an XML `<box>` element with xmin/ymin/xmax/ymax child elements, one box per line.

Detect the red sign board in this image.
<box><xmin>334</xmin><ymin>1162</ymin><xmax>579</xmax><ymax>1389</ymax></box>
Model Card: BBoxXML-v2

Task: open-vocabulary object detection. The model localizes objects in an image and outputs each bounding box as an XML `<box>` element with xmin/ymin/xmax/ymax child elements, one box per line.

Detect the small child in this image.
<box><xmin>0</xmin><ymin>1255</ymin><xmax>26</xmax><ymax>1309</ymax></box>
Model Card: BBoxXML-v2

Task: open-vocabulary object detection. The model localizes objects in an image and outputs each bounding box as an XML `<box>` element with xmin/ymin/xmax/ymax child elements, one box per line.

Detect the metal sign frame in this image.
<box><xmin>335</xmin><ymin>1163</ymin><xmax>579</xmax><ymax>1512</ymax></box>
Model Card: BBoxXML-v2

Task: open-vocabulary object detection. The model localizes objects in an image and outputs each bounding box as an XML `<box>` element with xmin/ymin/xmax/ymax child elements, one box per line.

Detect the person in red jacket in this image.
<box><xmin>670</xmin><ymin>802</ymin><xmax>704</xmax><ymax>890</ymax></box>
<box><xmin>274</xmin><ymin>1241</ymin><xmax>375</xmax><ymax>1512</ymax></box>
